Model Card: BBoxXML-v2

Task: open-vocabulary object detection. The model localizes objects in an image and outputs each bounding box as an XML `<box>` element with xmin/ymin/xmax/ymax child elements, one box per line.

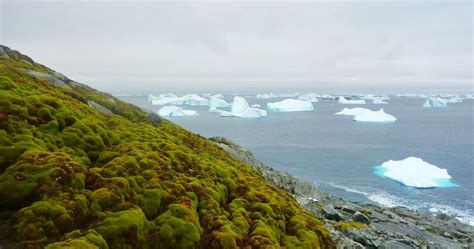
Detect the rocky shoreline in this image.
<box><xmin>210</xmin><ymin>137</ymin><xmax>474</xmax><ymax>248</ymax></box>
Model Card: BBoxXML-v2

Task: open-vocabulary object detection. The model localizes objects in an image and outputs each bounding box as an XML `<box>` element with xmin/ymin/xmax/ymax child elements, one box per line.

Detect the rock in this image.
<box><xmin>147</xmin><ymin>112</ymin><xmax>162</xmax><ymax>124</ymax></box>
<box><xmin>381</xmin><ymin>240</ymin><xmax>414</xmax><ymax>249</ymax></box>
<box><xmin>353</xmin><ymin>211</ymin><xmax>371</xmax><ymax>225</ymax></box>
<box><xmin>88</xmin><ymin>101</ymin><xmax>113</xmax><ymax>115</ymax></box>
<box><xmin>23</xmin><ymin>69</ymin><xmax>71</xmax><ymax>89</ymax></box>
<box><xmin>322</xmin><ymin>206</ymin><xmax>344</xmax><ymax>221</ymax></box>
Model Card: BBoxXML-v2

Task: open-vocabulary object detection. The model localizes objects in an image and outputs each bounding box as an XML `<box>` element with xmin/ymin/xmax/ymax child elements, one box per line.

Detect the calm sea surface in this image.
<box><xmin>119</xmin><ymin>95</ymin><xmax>474</xmax><ymax>225</ymax></box>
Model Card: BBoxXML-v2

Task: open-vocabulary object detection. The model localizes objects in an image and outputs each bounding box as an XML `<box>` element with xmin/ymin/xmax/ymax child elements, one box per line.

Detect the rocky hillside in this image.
<box><xmin>0</xmin><ymin>45</ymin><xmax>335</xmax><ymax>248</ymax></box>
<box><xmin>210</xmin><ymin>137</ymin><xmax>474</xmax><ymax>248</ymax></box>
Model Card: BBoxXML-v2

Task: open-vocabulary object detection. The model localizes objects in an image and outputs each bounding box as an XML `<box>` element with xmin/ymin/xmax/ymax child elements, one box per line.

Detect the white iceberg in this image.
<box><xmin>251</xmin><ymin>104</ymin><xmax>261</xmax><ymax>108</ymax></box>
<box><xmin>220</xmin><ymin>96</ymin><xmax>267</xmax><ymax>118</ymax></box>
<box><xmin>446</xmin><ymin>96</ymin><xmax>463</xmax><ymax>103</ymax></box>
<box><xmin>182</xmin><ymin>94</ymin><xmax>209</xmax><ymax>106</ymax></box>
<box><xmin>256</xmin><ymin>93</ymin><xmax>299</xmax><ymax>99</ymax></box>
<box><xmin>353</xmin><ymin>109</ymin><xmax>396</xmax><ymax>122</ymax></box>
<box><xmin>372</xmin><ymin>97</ymin><xmax>388</xmax><ymax>104</ymax></box>
<box><xmin>256</xmin><ymin>93</ymin><xmax>272</xmax><ymax>99</ymax></box>
<box><xmin>375</xmin><ymin>157</ymin><xmax>457</xmax><ymax>188</ymax></box>
<box><xmin>320</xmin><ymin>94</ymin><xmax>336</xmax><ymax>100</ymax></box>
<box><xmin>338</xmin><ymin>96</ymin><xmax>366</xmax><ymax>104</ymax></box>
<box><xmin>297</xmin><ymin>93</ymin><xmax>319</xmax><ymax>102</ymax></box>
<box><xmin>158</xmin><ymin>106</ymin><xmax>198</xmax><ymax>117</ymax></box>
<box><xmin>336</xmin><ymin>108</ymin><xmax>396</xmax><ymax>122</ymax></box>
<box><xmin>267</xmin><ymin>99</ymin><xmax>314</xmax><ymax>112</ymax></box>
<box><xmin>465</xmin><ymin>94</ymin><xmax>474</xmax><ymax>99</ymax></box>
<box><xmin>208</xmin><ymin>96</ymin><xmax>230</xmax><ymax>108</ymax></box>
<box><xmin>335</xmin><ymin>107</ymin><xmax>369</xmax><ymax>116</ymax></box>
<box><xmin>423</xmin><ymin>98</ymin><xmax>448</xmax><ymax>108</ymax></box>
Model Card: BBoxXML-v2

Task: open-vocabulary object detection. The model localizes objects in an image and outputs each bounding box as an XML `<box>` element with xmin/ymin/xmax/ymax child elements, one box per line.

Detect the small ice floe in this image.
<box><xmin>374</xmin><ymin>157</ymin><xmax>458</xmax><ymax>188</ymax></box>
<box><xmin>338</xmin><ymin>96</ymin><xmax>366</xmax><ymax>104</ymax></box>
<box><xmin>446</xmin><ymin>96</ymin><xmax>463</xmax><ymax>104</ymax></box>
<box><xmin>256</xmin><ymin>93</ymin><xmax>300</xmax><ymax>99</ymax></box>
<box><xmin>297</xmin><ymin>93</ymin><xmax>319</xmax><ymax>102</ymax></box>
<box><xmin>256</xmin><ymin>93</ymin><xmax>272</xmax><ymax>99</ymax></box>
<box><xmin>158</xmin><ymin>106</ymin><xmax>198</xmax><ymax>117</ymax></box>
<box><xmin>372</xmin><ymin>97</ymin><xmax>388</xmax><ymax>104</ymax></box>
<box><xmin>336</xmin><ymin>108</ymin><xmax>396</xmax><ymax>122</ymax></box>
<box><xmin>220</xmin><ymin>96</ymin><xmax>267</xmax><ymax>118</ymax></box>
<box><xmin>423</xmin><ymin>98</ymin><xmax>448</xmax><ymax>108</ymax></box>
<box><xmin>251</xmin><ymin>104</ymin><xmax>261</xmax><ymax>108</ymax></box>
<box><xmin>267</xmin><ymin>99</ymin><xmax>314</xmax><ymax>112</ymax></box>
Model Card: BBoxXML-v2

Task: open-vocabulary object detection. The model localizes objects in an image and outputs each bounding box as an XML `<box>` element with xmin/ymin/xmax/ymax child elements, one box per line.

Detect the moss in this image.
<box><xmin>96</xmin><ymin>208</ymin><xmax>151</xmax><ymax>248</ymax></box>
<box><xmin>0</xmin><ymin>47</ymin><xmax>335</xmax><ymax>249</ymax></box>
<box><xmin>334</xmin><ymin>221</ymin><xmax>367</xmax><ymax>231</ymax></box>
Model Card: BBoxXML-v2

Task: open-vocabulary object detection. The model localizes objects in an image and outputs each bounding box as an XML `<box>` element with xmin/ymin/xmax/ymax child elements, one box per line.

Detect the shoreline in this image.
<box><xmin>210</xmin><ymin>136</ymin><xmax>474</xmax><ymax>248</ymax></box>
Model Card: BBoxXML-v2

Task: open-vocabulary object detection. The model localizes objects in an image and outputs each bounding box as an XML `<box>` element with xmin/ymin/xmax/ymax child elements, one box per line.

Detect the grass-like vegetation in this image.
<box><xmin>334</xmin><ymin>221</ymin><xmax>366</xmax><ymax>231</ymax></box>
<box><xmin>0</xmin><ymin>45</ymin><xmax>335</xmax><ymax>248</ymax></box>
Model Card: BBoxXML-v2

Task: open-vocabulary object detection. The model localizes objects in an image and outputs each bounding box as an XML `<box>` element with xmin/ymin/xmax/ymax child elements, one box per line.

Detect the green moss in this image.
<box><xmin>96</xmin><ymin>208</ymin><xmax>151</xmax><ymax>248</ymax></box>
<box><xmin>334</xmin><ymin>221</ymin><xmax>366</xmax><ymax>231</ymax></box>
<box><xmin>0</xmin><ymin>47</ymin><xmax>335</xmax><ymax>249</ymax></box>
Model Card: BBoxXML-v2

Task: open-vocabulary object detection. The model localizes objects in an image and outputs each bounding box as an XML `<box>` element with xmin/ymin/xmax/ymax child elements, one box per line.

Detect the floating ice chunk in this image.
<box><xmin>158</xmin><ymin>106</ymin><xmax>198</xmax><ymax>117</ymax></box>
<box><xmin>336</xmin><ymin>108</ymin><xmax>396</xmax><ymax>122</ymax></box>
<box><xmin>251</xmin><ymin>104</ymin><xmax>261</xmax><ymax>108</ymax></box>
<box><xmin>182</xmin><ymin>94</ymin><xmax>209</xmax><ymax>106</ymax></box>
<box><xmin>151</xmin><ymin>96</ymin><xmax>185</xmax><ymax>106</ymax></box>
<box><xmin>267</xmin><ymin>99</ymin><xmax>314</xmax><ymax>112</ymax></box>
<box><xmin>465</xmin><ymin>94</ymin><xmax>474</xmax><ymax>99</ymax></box>
<box><xmin>353</xmin><ymin>108</ymin><xmax>396</xmax><ymax>122</ymax></box>
<box><xmin>320</xmin><ymin>94</ymin><xmax>336</xmax><ymax>100</ymax></box>
<box><xmin>220</xmin><ymin>96</ymin><xmax>267</xmax><ymax>118</ymax></box>
<box><xmin>423</xmin><ymin>98</ymin><xmax>448</xmax><ymax>108</ymax></box>
<box><xmin>374</xmin><ymin>157</ymin><xmax>458</xmax><ymax>188</ymax></box>
<box><xmin>297</xmin><ymin>93</ymin><xmax>319</xmax><ymax>102</ymax></box>
<box><xmin>335</xmin><ymin>107</ymin><xmax>369</xmax><ymax>116</ymax></box>
<box><xmin>338</xmin><ymin>96</ymin><xmax>366</xmax><ymax>104</ymax></box>
<box><xmin>256</xmin><ymin>93</ymin><xmax>272</xmax><ymax>99</ymax></box>
<box><xmin>372</xmin><ymin>97</ymin><xmax>388</xmax><ymax>104</ymax></box>
<box><xmin>208</xmin><ymin>96</ymin><xmax>230</xmax><ymax>108</ymax></box>
<box><xmin>256</xmin><ymin>93</ymin><xmax>299</xmax><ymax>99</ymax></box>
<box><xmin>446</xmin><ymin>96</ymin><xmax>463</xmax><ymax>103</ymax></box>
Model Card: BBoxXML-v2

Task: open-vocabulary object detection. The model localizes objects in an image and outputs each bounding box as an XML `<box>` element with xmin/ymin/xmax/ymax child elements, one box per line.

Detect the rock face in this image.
<box><xmin>211</xmin><ymin>137</ymin><xmax>474</xmax><ymax>248</ymax></box>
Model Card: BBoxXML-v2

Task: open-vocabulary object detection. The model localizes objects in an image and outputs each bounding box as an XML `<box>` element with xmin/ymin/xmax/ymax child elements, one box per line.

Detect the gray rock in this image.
<box><xmin>88</xmin><ymin>101</ymin><xmax>113</xmax><ymax>115</ymax></box>
<box><xmin>147</xmin><ymin>112</ymin><xmax>162</xmax><ymax>124</ymax></box>
<box><xmin>353</xmin><ymin>211</ymin><xmax>371</xmax><ymax>225</ymax></box>
<box><xmin>23</xmin><ymin>69</ymin><xmax>71</xmax><ymax>89</ymax></box>
<box><xmin>322</xmin><ymin>206</ymin><xmax>345</xmax><ymax>221</ymax></box>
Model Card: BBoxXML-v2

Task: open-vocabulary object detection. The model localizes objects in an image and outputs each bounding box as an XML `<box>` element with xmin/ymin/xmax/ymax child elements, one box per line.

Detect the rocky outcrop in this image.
<box><xmin>210</xmin><ymin>136</ymin><xmax>474</xmax><ymax>248</ymax></box>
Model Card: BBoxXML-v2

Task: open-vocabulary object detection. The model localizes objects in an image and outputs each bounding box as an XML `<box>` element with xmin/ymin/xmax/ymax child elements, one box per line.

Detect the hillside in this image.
<box><xmin>0</xmin><ymin>45</ymin><xmax>334</xmax><ymax>248</ymax></box>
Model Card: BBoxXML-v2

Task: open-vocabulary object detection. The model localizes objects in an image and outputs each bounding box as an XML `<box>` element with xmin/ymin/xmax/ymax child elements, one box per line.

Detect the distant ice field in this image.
<box><xmin>120</xmin><ymin>95</ymin><xmax>474</xmax><ymax>225</ymax></box>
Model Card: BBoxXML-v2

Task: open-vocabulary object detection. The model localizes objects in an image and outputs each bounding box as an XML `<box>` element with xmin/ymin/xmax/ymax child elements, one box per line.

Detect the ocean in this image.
<box><xmin>119</xmin><ymin>94</ymin><xmax>474</xmax><ymax>225</ymax></box>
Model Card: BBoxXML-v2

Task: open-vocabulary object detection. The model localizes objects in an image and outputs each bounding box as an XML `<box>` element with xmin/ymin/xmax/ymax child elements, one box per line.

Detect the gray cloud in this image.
<box><xmin>1</xmin><ymin>1</ymin><xmax>472</xmax><ymax>93</ymax></box>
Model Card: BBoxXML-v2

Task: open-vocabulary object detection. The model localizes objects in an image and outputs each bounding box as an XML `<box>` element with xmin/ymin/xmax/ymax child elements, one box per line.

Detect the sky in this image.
<box><xmin>1</xmin><ymin>0</ymin><xmax>472</xmax><ymax>94</ymax></box>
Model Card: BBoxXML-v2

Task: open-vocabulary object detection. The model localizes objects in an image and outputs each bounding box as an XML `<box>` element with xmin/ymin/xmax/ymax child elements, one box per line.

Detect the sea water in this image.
<box><xmin>119</xmin><ymin>95</ymin><xmax>474</xmax><ymax>225</ymax></box>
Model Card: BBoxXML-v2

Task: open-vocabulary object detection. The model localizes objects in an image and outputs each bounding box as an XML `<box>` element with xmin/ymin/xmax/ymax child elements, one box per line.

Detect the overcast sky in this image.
<box><xmin>1</xmin><ymin>1</ymin><xmax>472</xmax><ymax>93</ymax></box>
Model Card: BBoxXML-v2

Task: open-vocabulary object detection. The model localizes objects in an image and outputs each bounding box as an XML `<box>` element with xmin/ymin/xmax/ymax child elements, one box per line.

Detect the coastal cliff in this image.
<box><xmin>0</xmin><ymin>45</ymin><xmax>334</xmax><ymax>248</ymax></box>
<box><xmin>210</xmin><ymin>137</ymin><xmax>474</xmax><ymax>248</ymax></box>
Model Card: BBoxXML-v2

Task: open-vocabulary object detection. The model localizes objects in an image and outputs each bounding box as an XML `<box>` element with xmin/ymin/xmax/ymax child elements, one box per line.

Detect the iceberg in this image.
<box><xmin>267</xmin><ymin>99</ymin><xmax>314</xmax><ymax>112</ymax></box>
<box><xmin>150</xmin><ymin>93</ymin><xmax>209</xmax><ymax>106</ymax></box>
<box><xmin>374</xmin><ymin>157</ymin><xmax>458</xmax><ymax>188</ymax></box>
<box><xmin>251</xmin><ymin>104</ymin><xmax>261</xmax><ymax>108</ymax></box>
<box><xmin>297</xmin><ymin>93</ymin><xmax>319</xmax><ymax>102</ymax></box>
<box><xmin>256</xmin><ymin>93</ymin><xmax>299</xmax><ymax>99</ymax></box>
<box><xmin>338</xmin><ymin>96</ymin><xmax>366</xmax><ymax>104</ymax></box>
<box><xmin>158</xmin><ymin>106</ymin><xmax>198</xmax><ymax>117</ymax></box>
<box><xmin>423</xmin><ymin>98</ymin><xmax>448</xmax><ymax>108</ymax></box>
<box><xmin>256</xmin><ymin>93</ymin><xmax>272</xmax><ymax>99</ymax></box>
<box><xmin>336</xmin><ymin>108</ymin><xmax>396</xmax><ymax>122</ymax></box>
<box><xmin>208</xmin><ymin>96</ymin><xmax>230</xmax><ymax>108</ymax></box>
<box><xmin>220</xmin><ymin>96</ymin><xmax>267</xmax><ymax>118</ymax></box>
<box><xmin>372</xmin><ymin>97</ymin><xmax>388</xmax><ymax>104</ymax></box>
<box><xmin>353</xmin><ymin>109</ymin><xmax>396</xmax><ymax>122</ymax></box>
<box><xmin>446</xmin><ymin>96</ymin><xmax>463</xmax><ymax>103</ymax></box>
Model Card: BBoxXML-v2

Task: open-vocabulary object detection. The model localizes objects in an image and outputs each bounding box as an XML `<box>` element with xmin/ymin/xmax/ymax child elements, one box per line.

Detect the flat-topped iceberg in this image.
<box><xmin>446</xmin><ymin>96</ymin><xmax>463</xmax><ymax>103</ymax></box>
<box><xmin>297</xmin><ymin>93</ymin><xmax>319</xmax><ymax>102</ymax></box>
<box><xmin>338</xmin><ymin>96</ymin><xmax>366</xmax><ymax>104</ymax></box>
<box><xmin>149</xmin><ymin>93</ymin><xmax>209</xmax><ymax>106</ymax></box>
<box><xmin>256</xmin><ymin>93</ymin><xmax>300</xmax><ymax>99</ymax></box>
<box><xmin>220</xmin><ymin>96</ymin><xmax>267</xmax><ymax>118</ymax></box>
<box><xmin>335</xmin><ymin>108</ymin><xmax>396</xmax><ymax>122</ymax></box>
<box><xmin>267</xmin><ymin>99</ymin><xmax>314</xmax><ymax>112</ymax></box>
<box><xmin>423</xmin><ymin>98</ymin><xmax>448</xmax><ymax>108</ymax></box>
<box><xmin>158</xmin><ymin>106</ymin><xmax>198</xmax><ymax>117</ymax></box>
<box><xmin>372</xmin><ymin>97</ymin><xmax>388</xmax><ymax>104</ymax></box>
<box><xmin>374</xmin><ymin>157</ymin><xmax>458</xmax><ymax>188</ymax></box>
